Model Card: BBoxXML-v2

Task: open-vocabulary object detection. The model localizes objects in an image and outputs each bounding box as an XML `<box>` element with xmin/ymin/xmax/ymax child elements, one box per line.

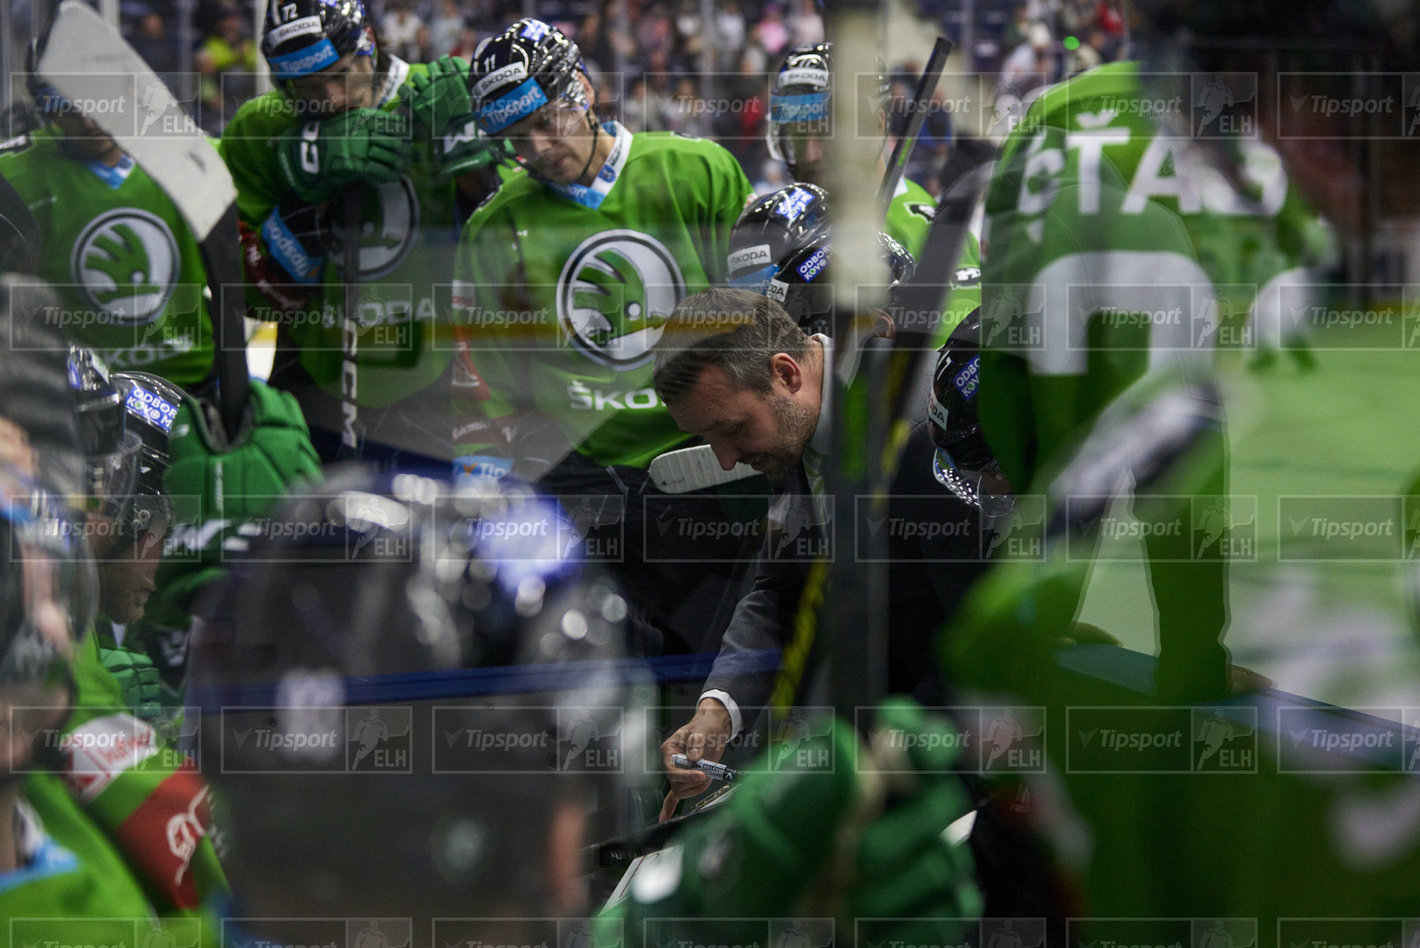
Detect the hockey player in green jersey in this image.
<box><xmin>221</xmin><ymin>0</ymin><xmax>504</xmax><ymax>465</ymax></box>
<box><xmin>453</xmin><ymin>17</ymin><xmax>756</xmax><ymax>653</ymax></box>
<box><xmin>0</xmin><ymin>64</ymin><xmax>217</xmax><ymax>389</ymax></box>
<box><xmin>974</xmin><ymin>60</ymin><xmax>1332</xmax><ymax>699</ymax></box>
<box><xmin>767</xmin><ymin>42</ymin><xmax>983</xmax><ymax>347</ymax></box>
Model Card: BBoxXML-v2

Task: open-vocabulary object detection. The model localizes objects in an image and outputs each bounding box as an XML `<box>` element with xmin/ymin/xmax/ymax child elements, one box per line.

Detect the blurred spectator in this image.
<box><xmin>786</xmin><ymin>0</ymin><xmax>824</xmax><ymax>47</ymax></box>
<box><xmin>194</xmin><ymin>4</ymin><xmax>256</xmax><ymax>135</ymax></box>
<box><xmin>999</xmin><ymin>21</ymin><xmax>1054</xmax><ymax>97</ymax></box>
<box><xmin>426</xmin><ymin>0</ymin><xmax>466</xmax><ymax>59</ymax></box>
<box><xmin>380</xmin><ymin>0</ymin><xmax>426</xmax><ymax>63</ymax></box>
<box><xmin>623</xmin><ymin>74</ymin><xmax>672</xmax><ymax>132</ymax></box>
<box><xmin>712</xmin><ymin>1</ymin><xmax>747</xmax><ymax>72</ymax></box>
<box><xmin>674</xmin><ymin>0</ymin><xmax>705</xmax><ymax>66</ymax></box>
<box><xmin>757</xmin><ymin>3</ymin><xmax>789</xmax><ymax>57</ymax></box>
<box><xmin>130</xmin><ymin>10</ymin><xmax>178</xmax><ymax>76</ymax></box>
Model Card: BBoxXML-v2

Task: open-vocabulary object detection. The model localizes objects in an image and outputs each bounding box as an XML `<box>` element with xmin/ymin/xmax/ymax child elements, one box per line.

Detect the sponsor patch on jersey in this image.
<box><xmin>727</xmin><ymin>243</ymin><xmax>773</xmax><ymax>274</ymax></box>
<box><xmin>265</xmin><ymin>16</ymin><xmax>323</xmax><ymax>48</ymax></box>
<box><xmin>114</xmin><ymin>772</ymin><xmax>211</xmax><ymax>908</ymax></box>
<box><xmin>474</xmin><ymin>62</ymin><xmax>529</xmax><ymax>99</ymax></box>
<box><xmin>71</xmin><ymin>208</ymin><xmax>180</xmax><ymax>324</ymax></box>
<box><xmin>454</xmin><ymin>454</ymin><xmax>513</xmax><ymax>483</ymax></box>
<box><xmin>61</xmin><ymin>714</ymin><xmax>160</xmax><ymax>803</ymax></box>
<box><xmin>557</xmin><ymin>229</ymin><xmax>685</xmax><ymax>370</ymax></box>
<box><xmin>328</xmin><ymin>177</ymin><xmax>419</xmax><ymax>280</ymax></box>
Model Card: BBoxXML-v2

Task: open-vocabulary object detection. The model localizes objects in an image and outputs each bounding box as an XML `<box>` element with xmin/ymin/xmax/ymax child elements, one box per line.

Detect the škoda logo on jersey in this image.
<box><xmin>328</xmin><ymin>178</ymin><xmax>419</xmax><ymax>280</ymax></box>
<box><xmin>557</xmin><ymin>230</ymin><xmax>684</xmax><ymax>370</ymax></box>
<box><xmin>72</xmin><ymin>208</ymin><xmax>179</xmax><ymax>323</ymax></box>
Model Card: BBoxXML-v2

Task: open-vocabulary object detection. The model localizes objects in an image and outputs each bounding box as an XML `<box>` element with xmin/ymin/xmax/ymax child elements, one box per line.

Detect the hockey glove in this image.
<box><xmin>277</xmin><ymin>107</ymin><xmax>412</xmax><ymax>204</ymax></box>
<box><xmin>149</xmin><ymin>380</ymin><xmax>323</xmax><ymax>625</ymax></box>
<box><xmin>406</xmin><ymin>55</ymin><xmax>472</xmax><ymax>136</ymax></box>
<box><xmin>433</xmin><ymin>114</ymin><xmax>508</xmax><ymax>180</ymax></box>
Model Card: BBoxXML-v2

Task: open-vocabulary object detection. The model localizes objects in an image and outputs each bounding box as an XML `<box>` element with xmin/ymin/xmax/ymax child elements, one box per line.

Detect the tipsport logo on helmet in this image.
<box><xmin>268</xmin><ymin>36</ymin><xmax>341</xmax><ymax>79</ymax></box>
<box><xmin>477</xmin><ymin>77</ymin><xmax>549</xmax><ymax>134</ymax></box>
<box><xmin>558</xmin><ymin>230</ymin><xmax>685</xmax><ymax>370</ymax></box>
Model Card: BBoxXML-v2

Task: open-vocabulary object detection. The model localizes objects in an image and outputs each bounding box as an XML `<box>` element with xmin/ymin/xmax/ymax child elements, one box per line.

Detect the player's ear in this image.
<box><xmin>768</xmin><ymin>351</ymin><xmax>804</xmax><ymax>394</ymax></box>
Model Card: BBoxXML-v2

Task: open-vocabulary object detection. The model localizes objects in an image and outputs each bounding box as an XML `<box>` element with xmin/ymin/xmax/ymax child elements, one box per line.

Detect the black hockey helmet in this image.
<box><xmin>767</xmin><ymin>42</ymin><xmax>833</xmax><ymax>177</ymax></box>
<box><xmin>468</xmin><ymin>18</ymin><xmax>589</xmax><ymax>136</ymax></box>
<box><xmin>927</xmin><ymin>309</ymin><xmax>1012</xmax><ymax>514</ymax></box>
<box><xmin>67</xmin><ymin>346</ymin><xmax>140</xmax><ymax>513</ymax></box>
<box><xmin>261</xmin><ymin>0</ymin><xmax>376</xmax><ymax>84</ymax></box>
<box><xmin>766</xmin><ymin>231</ymin><xmax>916</xmax><ymax>337</ymax></box>
<box><xmin>190</xmin><ymin>468</ymin><xmax>651</xmax><ymax>918</ymax></box>
<box><xmin>109</xmin><ymin>371</ymin><xmax>181</xmax><ymax>537</ymax></box>
<box><xmin>726</xmin><ymin>183</ymin><xmax>832</xmax><ymax>294</ymax></box>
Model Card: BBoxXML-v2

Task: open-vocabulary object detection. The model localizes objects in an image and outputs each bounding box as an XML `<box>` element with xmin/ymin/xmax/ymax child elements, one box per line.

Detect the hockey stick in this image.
<box><xmin>39</xmin><ymin>0</ymin><xmax>250</xmax><ymax>439</ymax></box>
<box><xmin>338</xmin><ymin>184</ymin><xmax>363</xmax><ymax>455</ymax></box>
<box><xmin>876</xmin><ymin>36</ymin><xmax>952</xmax><ymax>219</ymax></box>
<box><xmin>646</xmin><ymin>444</ymin><xmax>758</xmax><ymax>494</ymax></box>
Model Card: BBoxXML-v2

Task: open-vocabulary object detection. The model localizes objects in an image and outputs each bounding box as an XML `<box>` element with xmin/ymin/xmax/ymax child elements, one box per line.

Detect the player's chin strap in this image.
<box><xmin>573</xmin><ymin>78</ymin><xmax>604</xmax><ymax>184</ymax></box>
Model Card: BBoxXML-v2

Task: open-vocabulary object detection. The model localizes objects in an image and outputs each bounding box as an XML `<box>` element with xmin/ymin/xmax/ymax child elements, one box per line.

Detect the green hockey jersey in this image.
<box><xmin>452</xmin><ymin>122</ymin><xmax>753</xmax><ymax>471</ymax></box>
<box><xmin>220</xmin><ymin>56</ymin><xmax>478</xmax><ymax>457</ymax></box>
<box><xmin>885</xmin><ymin>176</ymin><xmax>983</xmax><ymax>348</ymax></box>
<box><xmin>0</xmin><ymin>128</ymin><xmax>216</xmax><ymax>388</ymax></box>
<box><xmin>2</xmin><ymin>774</ymin><xmax>169</xmax><ymax>948</ymax></box>
<box><xmin>979</xmin><ymin>60</ymin><xmax>1324</xmax><ymax>493</ymax></box>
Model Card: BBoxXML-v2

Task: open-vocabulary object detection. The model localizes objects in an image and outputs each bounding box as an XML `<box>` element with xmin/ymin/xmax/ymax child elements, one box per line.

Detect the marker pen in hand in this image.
<box><xmin>671</xmin><ymin>753</ymin><xmax>738</xmax><ymax>783</ymax></box>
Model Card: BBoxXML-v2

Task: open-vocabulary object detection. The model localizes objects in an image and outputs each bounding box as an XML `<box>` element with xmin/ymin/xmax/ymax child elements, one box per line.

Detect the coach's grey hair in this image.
<box><xmin>652</xmin><ymin>286</ymin><xmax>810</xmax><ymax>407</ymax></box>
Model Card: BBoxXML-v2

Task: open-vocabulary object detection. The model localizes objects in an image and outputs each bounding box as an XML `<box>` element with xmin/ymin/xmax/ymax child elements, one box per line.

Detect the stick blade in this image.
<box><xmin>38</xmin><ymin>0</ymin><xmax>235</xmax><ymax>240</ymax></box>
<box><xmin>646</xmin><ymin>445</ymin><xmax>758</xmax><ymax>494</ymax></box>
